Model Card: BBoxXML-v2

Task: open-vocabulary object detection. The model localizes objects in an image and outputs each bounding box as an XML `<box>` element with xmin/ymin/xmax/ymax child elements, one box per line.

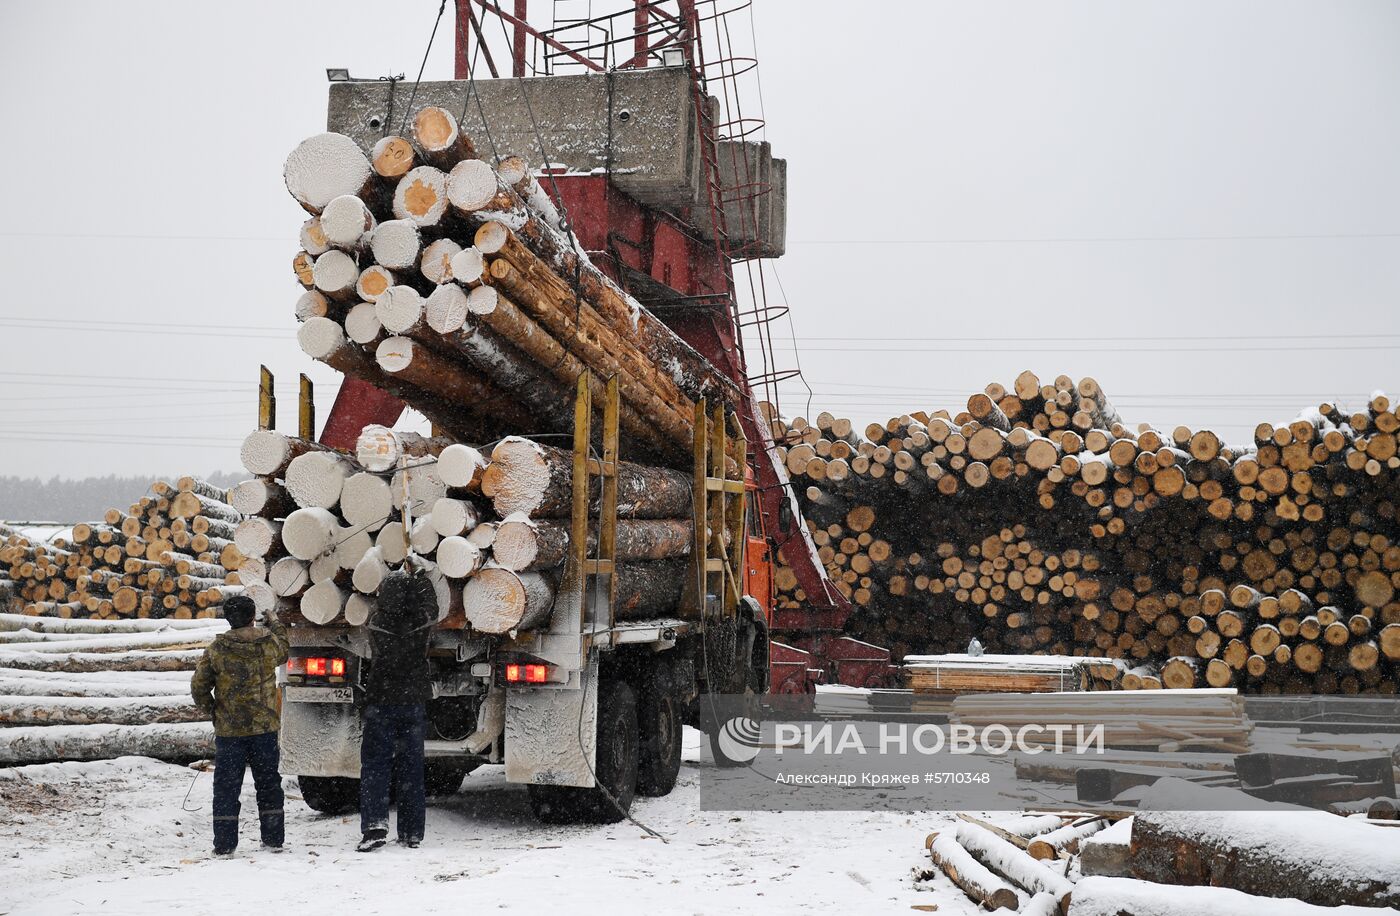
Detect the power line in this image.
<box><xmin>787</xmin><ymin>333</ymin><xmax>1400</xmax><ymax>342</ymax></box>
<box><xmin>0</xmin><ymin>231</ymin><xmax>287</xmax><ymax>243</ymax></box>
<box><xmin>0</xmin><ymin>323</ymin><xmax>291</xmax><ymax>337</ymax></box>
<box><xmin>788</xmin><ymin>344</ymin><xmax>1400</xmax><ymax>353</ymax></box>
<box><xmin>0</xmin><ymin>322</ymin><xmax>286</xmax><ymax>341</ymax></box>
<box><xmin>787</xmin><ymin>232</ymin><xmax>1400</xmax><ymax>245</ymax></box>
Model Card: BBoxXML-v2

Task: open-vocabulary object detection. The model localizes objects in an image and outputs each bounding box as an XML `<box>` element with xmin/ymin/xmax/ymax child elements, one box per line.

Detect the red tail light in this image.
<box><xmin>287</xmin><ymin>657</ymin><xmax>306</xmax><ymax>675</ymax></box>
<box><xmin>330</xmin><ymin>658</ymin><xmax>346</xmax><ymax>677</ymax></box>
<box><xmin>504</xmin><ymin>663</ymin><xmax>551</xmax><ymax>684</ymax></box>
<box><xmin>305</xmin><ymin>657</ymin><xmax>327</xmax><ymax>676</ymax></box>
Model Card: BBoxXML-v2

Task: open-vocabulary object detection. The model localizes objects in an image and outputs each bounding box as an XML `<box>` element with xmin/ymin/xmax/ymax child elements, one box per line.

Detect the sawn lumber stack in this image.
<box><xmin>769</xmin><ymin>375</ymin><xmax>1400</xmax><ymax>695</ymax></box>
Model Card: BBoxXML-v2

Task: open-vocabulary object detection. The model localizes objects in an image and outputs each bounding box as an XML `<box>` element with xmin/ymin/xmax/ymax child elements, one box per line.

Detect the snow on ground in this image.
<box><xmin>0</xmin><ymin>731</ymin><xmax>980</xmax><ymax>916</ymax></box>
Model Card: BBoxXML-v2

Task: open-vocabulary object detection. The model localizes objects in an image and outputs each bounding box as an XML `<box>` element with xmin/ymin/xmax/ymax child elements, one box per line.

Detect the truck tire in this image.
<box><xmin>636</xmin><ymin>667</ymin><xmax>682</xmax><ymax>797</ymax></box>
<box><xmin>424</xmin><ymin>760</ymin><xmax>479</xmax><ymax>798</ymax></box>
<box><xmin>298</xmin><ymin>775</ymin><xmax>359</xmax><ymax>814</ymax></box>
<box><xmin>527</xmin><ymin>679</ymin><xmax>638</xmax><ymax>824</ymax></box>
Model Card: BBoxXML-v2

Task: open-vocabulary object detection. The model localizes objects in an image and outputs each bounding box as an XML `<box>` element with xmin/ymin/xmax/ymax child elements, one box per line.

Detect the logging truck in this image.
<box><xmin>281</xmin><ymin>377</ymin><xmax>770</xmax><ymax>823</ymax></box>
<box><xmin>270</xmin><ymin>4</ymin><xmax>892</xmax><ymax>822</ymax></box>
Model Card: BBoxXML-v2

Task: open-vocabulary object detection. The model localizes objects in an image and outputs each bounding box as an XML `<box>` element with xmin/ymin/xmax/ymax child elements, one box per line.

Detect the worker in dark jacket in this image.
<box><xmin>358</xmin><ymin>565</ymin><xmax>436</xmax><ymax>852</ymax></box>
<box><xmin>191</xmin><ymin>594</ymin><xmax>290</xmax><ymax>856</ymax></box>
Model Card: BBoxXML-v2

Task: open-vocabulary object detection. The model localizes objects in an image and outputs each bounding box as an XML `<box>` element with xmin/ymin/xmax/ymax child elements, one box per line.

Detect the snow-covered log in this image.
<box><xmin>1067</xmin><ymin>877</ymin><xmax>1386</xmax><ymax>916</ymax></box>
<box><xmin>0</xmin><ymin>630</ymin><xmax>214</xmax><ymax>655</ymax></box>
<box><xmin>435</xmin><ymin>536</ymin><xmax>483</xmax><ymax>579</ymax></box>
<box><xmin>0</xmin><ymin>649</ymin><xmax>205</xmax><ymax>674</ymax></box>
<box><xmin>285</xmin><ymin>450</ymin><xmax>353</xmax><ymax>510</ymax></box>
<box><xmin>392</xmin><ymin>166</ymin><xmax>450</xmax><ymax>227</ymax></box>
<box><xmin>300</xmin><ymin>580</ymin><xmax>346</xmax><ymax>626</ymax></box>
<box><xmin>1130</xmin><ymin>778</ymin><xmax>1400</xmax><ymax>908</ymax></box>
<box><xmin>492</xmin><ymin>517</ymin><xmax>692</xmax><ymax>571</ymax></box>
<box><xmin>0</xmin><ymin>676</ymin><xmax>192</xmax><ymax>699</ymax></box>
<box><xmin>0</xmin><ymin>614</ymin><xmax>224</xmax><ymax>635</ymax></box>
<box><xmin>430</xmin><ymin>498</ymin><xmax>481</xmax><ymax>537</ymax></box>
<box><xmin>228</xmin><ymin>478</ymin><xmax>294</xmax><ymax>518</ymax></box>
<box><xmin>462</xmin><ymin>567</ymin><xmax>556</xmax><ymax>634</ymax></box>
<box><xmin>283</xmin><ymin>133</ymin><xmax>373</xmax><ymax>215</ymax></box>
<box><xmin>319</xmin><ymin>194</ymin><xmax>375</xmax><ymax>251</ymax></box>
<box><xmin>1027</xmin><ymin>818</ymin><xmax>1108</xmax><ymax>859</ymax></box>
<box><xmin>954</xmin><ymin>821</ymin><xmax>1073</xmax><ymax>904</ymax></box>
<box><xmin>927</xmin><ymin>833</ymin><xmax>1021</xmax><ymax>911</ymax></box>
<box><xmin>282</xmin><ymin>508</ymin><xmax>339</xmax><ymax>562</ymax></box>
<box><xmin>483</xmin><ymin>437</ymin><xmax>691</xmax><ymax>519</ymax></box>
<box><xmin>0</xmin><ymin>694</ymin><xmax>204</xmax><ymax>726</ymax></box>
<box><xmin>0</xmin><ymin>722</ymin><xmax>214</xmax><ymax>765</ymax></box>
<box><xmin>240</xmin><ymin>429</ymin><xmax>333</xmax><ymax>477</ymax></box>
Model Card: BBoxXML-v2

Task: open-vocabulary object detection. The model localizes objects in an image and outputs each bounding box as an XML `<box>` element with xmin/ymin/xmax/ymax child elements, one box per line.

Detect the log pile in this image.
<box><xmin>0</xmin><ymin>612</ymin><xmax>218</xmax><ymax>765</ymax></box>
<box><xmin>236</xmin><ymin>426</ymin><xmax>693</xmax><ymax>631</ymax></box>
<box><xmin>2</xmin><ymin>478</ymin><xmax>246</xmax><ymax>621</ymax></box>
<box><xmin>919</xmin><ymin>789</ymin><xmax>1400</xmax><ymax>913</ymax></box>
<box><xmin>283</xmin><ymin>119</ymin><xmax>740</xmax><ymax>470</ymax></box>
<box><xmin>769</xmin><ymin>377</ymin><xmax>1400</xmax><ymax>695</ymax></box>
<box><xmin>267</xmin><ymin>118</ymin><xmax>736</xmax><ymax>625</ymax></box>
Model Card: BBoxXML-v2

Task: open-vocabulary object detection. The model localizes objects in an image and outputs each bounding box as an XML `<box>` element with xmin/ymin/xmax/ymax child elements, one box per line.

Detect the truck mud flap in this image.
<box><xmin>280</xmin><ymin>698</ymin><xmax>364</xmax><ymax>779</ymax></box>
<box><xmin>505</xmin><ymin>656</ymin><xmax>597</xmax><ymax>788</ymax></box>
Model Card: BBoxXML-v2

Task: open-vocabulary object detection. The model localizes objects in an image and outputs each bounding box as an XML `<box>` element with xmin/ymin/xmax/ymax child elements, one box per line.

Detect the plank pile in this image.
<box><xmin>768</xmin><ymin>376</ymin><xmax>1400</xmax><ymax>695</ymax></box>
<box><xmin>903</xmin><ymin>653</ymin><xmax>1113</xmax><ymax>694</ymax></box>
<box><xmin>0</xmin><ymin>612</ymin><xmax>217</xmax><ymax>765</ymax></box>
<box><xmin>233</xmin><ymin>426</ymin><xmax>693</xmax><ymax>630</ymax></box>
<box><xmin>953</xmin><ymin>688</ymin><xmax>1252</xmax><ymax>753</ymax></box>
<box><xmin>284</xmin><ymin>115</ymin><xmax>739</xmax><ymax>472</ymax></box>
<box><xmin>2</xmin><ymin>479</ymin><xmax>245</xmax><ymax>621</ymax></box>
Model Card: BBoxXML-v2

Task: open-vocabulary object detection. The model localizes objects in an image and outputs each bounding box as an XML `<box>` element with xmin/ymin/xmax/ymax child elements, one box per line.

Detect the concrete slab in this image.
<box><xmin>327</xmin><ymin>67</ymin><xmax>699</xmax><ymax>211</ymax></box>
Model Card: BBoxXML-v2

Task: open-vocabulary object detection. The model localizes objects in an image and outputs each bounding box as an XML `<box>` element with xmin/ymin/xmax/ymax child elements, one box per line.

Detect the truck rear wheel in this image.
<box><xmin>527</xmin><ymin>679</ymin><xmax>638</xmax><ymax>824</ymax></box>
<box><xmin>298</xmin><ymin>775</ymin><xmax>359</xmax><ymax>814</ymax></box>
<box><xmin>636</xmin><ymin>668</ymin><xmax>682</xmax><ymax>797</ymax></box>
<box><xmin>424</xmin><ymin>760</ymin><xmax>479</xmax><ymax>797</ymax></box>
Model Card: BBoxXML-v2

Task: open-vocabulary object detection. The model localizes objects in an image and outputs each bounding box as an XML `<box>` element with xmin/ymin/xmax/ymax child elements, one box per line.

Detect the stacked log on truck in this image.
<box><xmin>768</xmin><ymin>377</ymin><xmax>1400</xmax><ymax>695</ymax></box>
<box><xmin>2</xmin><ymin>478</ymin><xmax>246</xmax><ymax>621</ymax></box>
<box><xmin>236</xmin><ymin>427</ymin><xmax>695</xmax><ymax>630</ymax></box>
<box><xmin>285</xmin><ymin>115</ymin><xmax>740</xmax><ymax>467</ymax></box>
<box><xmin>255</xmin><ymin>117</ymin><xmax>748</xmax><ymax>623</ymax></box>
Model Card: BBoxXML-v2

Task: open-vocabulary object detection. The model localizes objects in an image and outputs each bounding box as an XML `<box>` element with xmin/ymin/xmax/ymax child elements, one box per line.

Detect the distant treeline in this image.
<box><xmin>0</xmin><ymin>472</ymin><xmax>245</xmax><ymax>524</ymax></box>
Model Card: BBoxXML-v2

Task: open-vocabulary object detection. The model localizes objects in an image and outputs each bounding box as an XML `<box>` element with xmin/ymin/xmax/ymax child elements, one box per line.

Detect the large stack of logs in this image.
<box><xmin>269</xmin><ymin>115</ymin><xmax>739</xmax><ymax>624</ymax></box>
<box><xmin>770</xmin><ymin>376</ymin><xmax>1400</xmax><ymax>695</ymax></box>
<box><xmin>234</xmin><ymin>426</ymin><xmax>694</xmax><ymax>630</ymax></box>
<box><xmin>284</xmin><ymin>116</ymin><xmax>739</xmax><ymax>471</ymax></box>
<box><xmin>0</xmin><ymin>613</ymin><xmax>217</xmax><ymax>765</ymax></box>
<box><xmin>2</xmin><ymin>479</ymin><xmax>245</xmax><ymax>621</ymax></box>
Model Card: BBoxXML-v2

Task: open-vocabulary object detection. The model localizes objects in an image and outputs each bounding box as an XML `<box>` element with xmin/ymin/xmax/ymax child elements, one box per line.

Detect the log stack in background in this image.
<box><xmin>768</xmin><ymin>375</ymin><xmax>1400</xmax><ymax>695</ymax></box>
<box><xmin>2</xmin><ymin>478</ymin><xmax>245</xmax><ymax>621</ymax></box>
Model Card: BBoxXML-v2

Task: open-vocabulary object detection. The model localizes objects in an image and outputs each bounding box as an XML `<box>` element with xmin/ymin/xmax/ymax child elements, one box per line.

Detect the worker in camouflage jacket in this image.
<box><xmin>192</xmin><ymin>594</ymin><xmax>290</xmax><ymax>856</ymax></box>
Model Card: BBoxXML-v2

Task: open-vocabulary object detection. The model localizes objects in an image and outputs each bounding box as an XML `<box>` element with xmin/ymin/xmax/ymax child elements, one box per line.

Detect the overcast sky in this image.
<box><xmin>1</xmin><ymin>0</ymin><xmax>1397</xmax><ymax>482</ymax></box>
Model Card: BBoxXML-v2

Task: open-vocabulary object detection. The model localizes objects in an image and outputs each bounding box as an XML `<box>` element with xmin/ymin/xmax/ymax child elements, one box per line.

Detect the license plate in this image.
<box><xmin>285</xmin><ymin>686</ymin><xmax>353</xmax><ymax>704</ymax></box>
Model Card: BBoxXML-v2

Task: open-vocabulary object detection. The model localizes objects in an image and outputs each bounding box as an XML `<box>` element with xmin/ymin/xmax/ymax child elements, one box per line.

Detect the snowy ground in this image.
<box><xmin>0</xmin><ymin>731</ymin><xmax>978</xmax><ymax>916</ymax></box>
